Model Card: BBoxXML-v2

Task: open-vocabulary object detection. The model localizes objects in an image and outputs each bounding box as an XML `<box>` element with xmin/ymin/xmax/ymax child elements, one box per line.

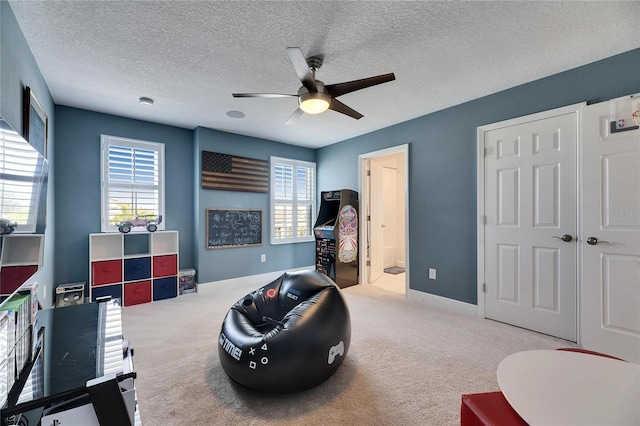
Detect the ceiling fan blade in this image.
<box><xmin>326</xmin><ymin>73</ymin><xmax>395</xmax><ymax>98</ymax></box>
<box><xmin>286</xmin><ymin>47</ymin><xmax>317</xmax><ymax>92</ymax></box>
<box><xmin>329</xmin><ymin>99</ymin><xmax>363</xmax><ymax>120</ymax></box>
<box><xmin>232</xmin><ymin>93</ymin><xmax>297</xmax><ymax>98</ymax></box>
<box><xmin>285</xmin><ymin>107</ymin><xmax>304</xmax><ymax>126</ymax></box>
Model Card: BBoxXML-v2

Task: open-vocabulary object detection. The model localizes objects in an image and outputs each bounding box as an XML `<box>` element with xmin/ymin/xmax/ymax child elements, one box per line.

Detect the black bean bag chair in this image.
<box><xmin>218</xmin><ymin>270</ymin><xmax>351</xmax><ymax>393</ymax></box>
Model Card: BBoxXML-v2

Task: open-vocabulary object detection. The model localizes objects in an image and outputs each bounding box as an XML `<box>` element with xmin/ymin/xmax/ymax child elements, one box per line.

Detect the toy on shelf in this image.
<box><xmin>0</xmin><ymin>219</ymin><xmax>17</xmax><ymax>235</ymax></box>
<box><xmin>116</xmin><ymin>214</ymin><xmax>162</xmax><ymax>233</ymax></box>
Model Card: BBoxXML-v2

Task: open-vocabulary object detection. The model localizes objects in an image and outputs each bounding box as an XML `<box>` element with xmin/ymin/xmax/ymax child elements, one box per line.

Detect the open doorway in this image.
<box><xmin>359</xmin><ymin>145</ymin><xmax>409</xmax><ymax>295</ymax></box>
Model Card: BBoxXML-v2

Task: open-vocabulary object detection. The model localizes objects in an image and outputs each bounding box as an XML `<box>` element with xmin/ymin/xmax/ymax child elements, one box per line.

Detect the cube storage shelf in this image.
<box><xmin>89</xmin><ymin>231</ymin><xmax>179</xmax><ymax>306</ymax></box>
<box><xmin>0</xmin><ymin>235</ymin><xmax>44</xmax><ymax>299</ymax></box>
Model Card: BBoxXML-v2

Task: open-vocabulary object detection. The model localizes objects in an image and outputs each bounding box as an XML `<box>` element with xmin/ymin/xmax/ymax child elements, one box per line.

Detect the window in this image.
<box><xmin>0</xmin><ymin>126</ymin><xmax>47</xmax><ymax>233</ymax></box>
<box><xmin>270</xmin><ymin>157</ymin><xmax>315</xmax><ymax>244</ymax></box>
<box><xmin>101</xmin><ymin>135</ymin><xmax>164</xmax><ymax>232</ymax></box>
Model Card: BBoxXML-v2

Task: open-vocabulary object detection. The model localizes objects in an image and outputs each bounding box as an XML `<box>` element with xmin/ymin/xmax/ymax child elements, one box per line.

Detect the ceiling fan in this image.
<box><xmin>232</xmin><ymin>47</ymin><xmax>396</xmax><ymax>125</ymax></box>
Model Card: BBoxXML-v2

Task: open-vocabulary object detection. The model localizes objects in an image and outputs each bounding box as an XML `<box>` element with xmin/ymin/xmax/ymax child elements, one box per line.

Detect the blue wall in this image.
<box><xmin>4</xmin><ymin>0</ymin><xmax>639</xmax><ymax>305</ymax></box>
<box><xmin>52</xmin><ymin>111</ymin><xmax>317</xmax><ymax>287</ymax></box>
<box><xmin>54</xmin><ymin>107</ymin><xmax>194</xmax><ymax>284</ymax></box>
<box><xmin>1</xmin><ymin>2</ymin><xmax>56</xmax><ymax>306</ymax></box>
<box><xmin>194</xmin><ymin>127</ymin><xmax>316</xmax><ymax>282</ymax></box>
<box><xmin>318</xmin><ymin>48</ymin><xmax>640</xmax><ymax>304</ymax></box>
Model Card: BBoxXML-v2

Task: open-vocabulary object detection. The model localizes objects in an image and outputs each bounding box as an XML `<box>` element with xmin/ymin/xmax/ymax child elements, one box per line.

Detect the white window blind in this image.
<box><xmin>101</xmin><ymin>135</ymin><xmax>165</xmax><ymax>232</ymax></box>
<box><xmin>0</xmin><ymin>126</ymin><xmax>46</xmax><ymax>233</ymax></box>
<box><xmin>270</xmin><ymin>157</ymin><xmax>315</xmax><ymax>244</ymax></box>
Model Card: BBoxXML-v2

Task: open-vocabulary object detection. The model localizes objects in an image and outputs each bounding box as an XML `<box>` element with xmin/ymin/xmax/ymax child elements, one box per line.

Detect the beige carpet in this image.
<box><xmin>122</xmin><ymin>279</ymin><xmax>574</xmax><ymax>425</ymax></box>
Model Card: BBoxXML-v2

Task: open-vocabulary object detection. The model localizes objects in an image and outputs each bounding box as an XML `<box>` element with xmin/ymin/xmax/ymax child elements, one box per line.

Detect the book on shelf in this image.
<box><xmin>18</xmin><ymin>281</ymin><xmax>39</xmax><ymax>359</ymax></box>
<box><xmin>0</xmin><ymin>292</ymin><xmax>35</xmax><ymax>407</ymax></box>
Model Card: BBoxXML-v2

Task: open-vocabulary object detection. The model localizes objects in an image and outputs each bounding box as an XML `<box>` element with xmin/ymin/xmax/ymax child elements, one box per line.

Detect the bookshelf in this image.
<box><xmin>89</xmin><ymin>231</ymin><xmax>179</xmax><ymax>306</ymax></box>
<box><xmin>0</xmin><ymin>236</ymin><xmax>43</xmax><ymax>300</ymax></box>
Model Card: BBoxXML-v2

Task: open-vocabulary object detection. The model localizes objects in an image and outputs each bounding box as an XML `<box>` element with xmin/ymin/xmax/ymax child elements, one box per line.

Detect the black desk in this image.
<box><xmin>1</xmin><ymin>300</ymin><xmax>134</xmax><ymax>425</ymax></box>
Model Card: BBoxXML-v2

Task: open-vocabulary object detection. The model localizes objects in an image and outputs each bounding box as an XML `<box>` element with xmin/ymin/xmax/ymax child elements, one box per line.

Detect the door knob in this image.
<box><xmin>586</xmin><ymin>237</ymin><xmax>611</xmax><ymax>245</ymax></box>
<box><xmin>552</xmin><ymin>234</ymin><xmax>573</xmax><ymax>242</ymax></box>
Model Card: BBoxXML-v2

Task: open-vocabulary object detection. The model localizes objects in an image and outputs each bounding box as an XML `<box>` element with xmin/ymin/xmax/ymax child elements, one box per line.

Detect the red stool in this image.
<box><xmin>461</xmin><ymin>391</ymin><xmax>527</xmax><ymax>426</ymax></box>
<box><xmin>555</xmin><ymin>347</ymin><xmax>625</xmax><ymax>361</ymax></box>
<box><xmin>460</xmin><ymin>348</ymin><xmax>625</xmax><ymax>425</ymax></box>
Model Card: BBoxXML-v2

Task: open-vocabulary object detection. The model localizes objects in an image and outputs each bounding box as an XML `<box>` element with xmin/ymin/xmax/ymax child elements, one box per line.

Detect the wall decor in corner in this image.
<box><xmin>22</xmin><ymin>86</ymin><xmax>49</xmax><ymax>158</ymax></box>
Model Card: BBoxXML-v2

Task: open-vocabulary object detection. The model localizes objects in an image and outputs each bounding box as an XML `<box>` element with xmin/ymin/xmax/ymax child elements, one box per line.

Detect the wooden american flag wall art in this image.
<box><xmin>201</xmin><ymin>151</ymin><xmax>269</xmax><ymax>193</ymax></box>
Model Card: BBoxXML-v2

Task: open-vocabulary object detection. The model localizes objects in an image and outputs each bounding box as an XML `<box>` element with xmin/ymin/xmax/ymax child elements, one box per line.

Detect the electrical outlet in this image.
<box><xmin>43</xmin><ymin>284</ymin><xmax>47</xmax><ymax>300</ymax></box>
<box><xmin>428</xmin><ymin>268</ymin><xmax>436</xmax><ymax>280</ymax></box>
<box><xmin>261</xmin><ymin>254</ymin><xmax>266</xmax><ymax>263</ymax></box>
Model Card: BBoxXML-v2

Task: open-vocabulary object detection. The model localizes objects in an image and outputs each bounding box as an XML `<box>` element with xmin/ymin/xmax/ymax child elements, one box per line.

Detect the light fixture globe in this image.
<box><xmin>299</xmin><ymin>91</ymin><xmax>330</xmax><ymax>114</ymax></box>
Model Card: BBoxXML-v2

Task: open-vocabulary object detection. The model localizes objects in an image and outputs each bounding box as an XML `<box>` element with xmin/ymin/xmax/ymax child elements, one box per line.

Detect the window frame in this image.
<box><xmin>0</xmin><ymin>129</ymin><xmax>47</xmax><ymax>234</ymax></box>
<box><xmin>100</xmin><ymin>135</ymin><xmax>165</xmax><ymax>233</ymax></box>
<box><xmin>270</xmin><ymin>156</ymin><xmax>316</xmax><ymax>245</ymax></box>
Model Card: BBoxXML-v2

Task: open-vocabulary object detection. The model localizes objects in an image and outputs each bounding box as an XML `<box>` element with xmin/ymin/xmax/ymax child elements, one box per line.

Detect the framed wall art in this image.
<box><xmin>23</xmin><ymin>86</ymin><xmax>49</xmax><ymax>158</ymax></box>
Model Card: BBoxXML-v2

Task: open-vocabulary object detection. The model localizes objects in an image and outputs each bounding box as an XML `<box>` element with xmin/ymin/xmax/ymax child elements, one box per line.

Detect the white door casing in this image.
<box><xmin>382</xmin><ymin>165</ymin><xmax>398</xmax><ymax>268</ymax></box>
<box><xmin>369</xmin><ymin>159</ymin><xmax>385</xmax><ymax>283</ymax></box>
<box><xmin>358</xmin><ymin>144</ymin><xmax>410</xmax><ymax>292</ymax></box>
<box><xmin>581</xmin><ymin>96</ymin><xmax>640</xmax><ymax>363</ymax></box>
<box><xmin>479</xmin><ymin>104</ymin><xmax>582</xmax><ymax>341</ymax></box>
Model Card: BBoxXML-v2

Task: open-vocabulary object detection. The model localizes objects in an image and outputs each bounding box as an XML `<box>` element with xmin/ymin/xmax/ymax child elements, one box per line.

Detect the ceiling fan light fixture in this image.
<box><xmin>233</xmin><ymin>48</ymin><xmax>394</xmax><ymax>123</ymax></box>
<box><xmin>299</xmin><ymin>92</ymin><xmax>330</xmax><ymax>114</ymax></box>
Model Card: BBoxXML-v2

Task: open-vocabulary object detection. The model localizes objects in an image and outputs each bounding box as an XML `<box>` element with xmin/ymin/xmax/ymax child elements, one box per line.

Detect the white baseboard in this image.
<box><xmin>200</xmin><ymin>265</ymin><xmax>315</xmax><ymax>288</ymax></box>
<box><xmin>201</xmin><ymin>268</ymin><xmax>477</xmax><ymax>318</ymax></box>
<box><xmin>408</xmin><ymin>289</ymin><xmax>477</xmax><ymax>317</ymax></box>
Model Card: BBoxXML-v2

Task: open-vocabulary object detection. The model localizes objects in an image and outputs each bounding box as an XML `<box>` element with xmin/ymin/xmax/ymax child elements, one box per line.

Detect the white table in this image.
<box><xmin>497</xmin><ymin>350</ymin><xmax>640</xmax><ymax>426</ymax></box>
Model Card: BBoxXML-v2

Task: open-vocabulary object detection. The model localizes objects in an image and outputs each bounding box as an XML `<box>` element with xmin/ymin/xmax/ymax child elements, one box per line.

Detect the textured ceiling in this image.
<box><xmin>8</xmin><ymin>1</ymin><xmax>640</xmax><ymax>148</ymax></box>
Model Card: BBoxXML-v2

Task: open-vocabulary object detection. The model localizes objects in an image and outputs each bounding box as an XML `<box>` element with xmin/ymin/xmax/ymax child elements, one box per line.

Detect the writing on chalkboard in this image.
<box><xmin>206</xmin><ymin>209</ymin><xmax>262</xmax><ymax>249</ymax></box>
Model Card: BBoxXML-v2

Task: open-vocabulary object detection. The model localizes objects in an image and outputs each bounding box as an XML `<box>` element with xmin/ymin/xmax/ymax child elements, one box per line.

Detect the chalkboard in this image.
<box><xmin>206</xmin><ymin>209</ymin><xmax>263</xmax><ymax>249</ymax></box>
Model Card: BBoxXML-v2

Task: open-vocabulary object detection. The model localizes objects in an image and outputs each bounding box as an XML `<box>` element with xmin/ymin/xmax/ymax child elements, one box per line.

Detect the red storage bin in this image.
<box><xmin>92</xmin><ymin>259</ymin><xmax>123</xmax><ymax>286</ymax></box>
<box><xmin>0</xmin><ymin>265</ymin><xmax>39</xmax><ymax>294</ymax></box>
<box><xmin>153</xmin><ymin>254</ymin><xmax>177</xmax><ymax>278</ymax></box>
<box><xmin>124</xmin><ymin>280</ymin><xmax>152</xmax><ymax>306</ymax></box>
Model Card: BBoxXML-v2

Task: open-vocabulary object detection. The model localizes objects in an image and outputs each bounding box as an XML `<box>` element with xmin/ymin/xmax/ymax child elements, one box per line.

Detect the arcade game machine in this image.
<box><xmin>314</xmin><ymin>190</ymin><xmax>358</xmax><ymax>288</ymax></box>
